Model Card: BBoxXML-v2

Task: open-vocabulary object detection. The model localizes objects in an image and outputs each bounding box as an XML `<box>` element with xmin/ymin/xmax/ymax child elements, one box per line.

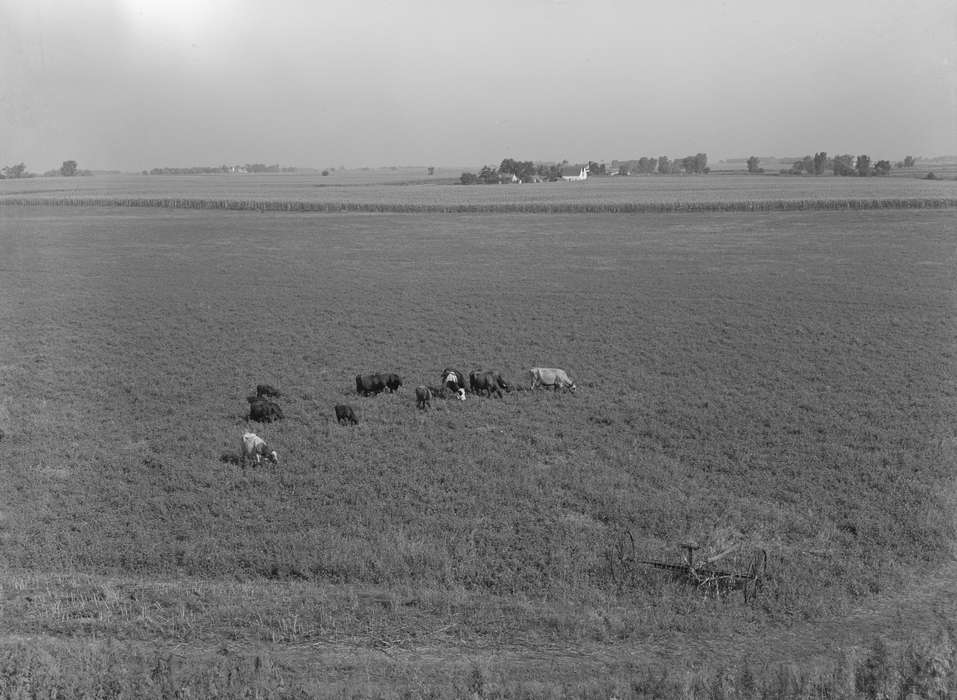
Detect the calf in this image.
<box><xmin>335</xmin><ymin>404</ymin><xmax>358</xmax><ymax>424</ymax></box>
<box><xmin>381</xmin><ymin>373</ymin><xmax>403</xmax><ymax>393</ymax></box>
<box><xmin>355</xmin><ymin>373</ymin><xmax>386</xmax><ymax>396</ymax></box>
<box><xmin>415</xmin><ymin>385</ymin><xmax>432</xmax><ymax>410</ymax></box>
<box><xmin>249</xmin><ymin>398</ymin><xmax>284</xmax><ymax>422</ymax></box>
<box><xmin>241</xmin><ymin>432</ymin><xmax>278</xmax><ymax>465</ymax></box>
<box><xmin>256</xmin><ymin>383</ymin><xmax>282</xmax><ymax>399</ymax></box>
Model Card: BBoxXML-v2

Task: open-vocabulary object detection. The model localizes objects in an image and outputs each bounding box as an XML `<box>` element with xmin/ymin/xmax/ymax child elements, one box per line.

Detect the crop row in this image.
<box><xmin>2</xmin><ymin>195</ymin><xmax>956</xmax><ymax>213</ymax></box>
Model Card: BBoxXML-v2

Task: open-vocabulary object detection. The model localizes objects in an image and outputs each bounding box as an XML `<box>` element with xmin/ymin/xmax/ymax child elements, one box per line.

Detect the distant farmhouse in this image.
<box><xmin>561</xmin><ymin>165</ymin><xmax>589</xmax><ymax>182</ymax></box>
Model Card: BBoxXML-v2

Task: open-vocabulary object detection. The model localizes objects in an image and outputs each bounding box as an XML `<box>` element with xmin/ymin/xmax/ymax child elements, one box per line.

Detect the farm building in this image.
<box><xmin>561</xmin><ymin>165</ymin><xmax>589</xmax><ymax>181</ymax></box>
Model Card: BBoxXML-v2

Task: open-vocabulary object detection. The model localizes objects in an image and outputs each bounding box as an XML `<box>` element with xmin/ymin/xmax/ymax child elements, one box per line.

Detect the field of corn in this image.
<box><xmin>1</xmin><ymin>169</ymin><xmax>956</xmax><ymax>212</ymax></box>
<box><xmin>0</xmin><ymin>176</ymin><xmax>955</xmax><ymax>695</ymax></box>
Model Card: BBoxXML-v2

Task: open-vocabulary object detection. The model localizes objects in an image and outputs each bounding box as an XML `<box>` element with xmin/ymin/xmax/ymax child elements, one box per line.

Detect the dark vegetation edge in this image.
<box><xmin>1</xmin><ymin>196</ymin><xmax>956</xmax><ymax>213</ymax></box>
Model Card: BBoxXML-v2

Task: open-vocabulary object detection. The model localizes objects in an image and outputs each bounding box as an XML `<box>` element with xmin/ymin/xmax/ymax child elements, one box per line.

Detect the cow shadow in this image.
<box><xmin>220</xmin><ymin>452</ymin><xmax>241</xmax><ymax>465</ymax></box>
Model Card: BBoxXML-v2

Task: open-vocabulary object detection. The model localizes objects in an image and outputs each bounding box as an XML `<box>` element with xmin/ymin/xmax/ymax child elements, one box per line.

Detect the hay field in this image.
<box><xmin>0</xmin><ymin>204</ymin><xmax>955</xmax><ymax>695</ymax></box>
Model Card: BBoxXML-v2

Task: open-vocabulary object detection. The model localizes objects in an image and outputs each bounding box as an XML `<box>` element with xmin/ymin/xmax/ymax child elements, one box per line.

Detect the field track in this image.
<box><xmin>2</xmin><ymin>555</ymin><xmax>955</xmax><ymax>692</ymax></box>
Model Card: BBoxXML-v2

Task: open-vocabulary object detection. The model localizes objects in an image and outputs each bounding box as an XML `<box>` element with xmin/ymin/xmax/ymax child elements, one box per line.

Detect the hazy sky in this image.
<box><xmin>1</xmin><ymin>0</ymin><xmax>955</xmax><ymax>171</ymax></box>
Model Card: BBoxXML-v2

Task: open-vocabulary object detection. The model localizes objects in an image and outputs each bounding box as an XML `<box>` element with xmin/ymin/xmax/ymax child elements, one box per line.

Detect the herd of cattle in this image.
<box><xmin>238</xmin><ymin>368</ymin><xmax>576</xmax><ymax>466</ymax></box>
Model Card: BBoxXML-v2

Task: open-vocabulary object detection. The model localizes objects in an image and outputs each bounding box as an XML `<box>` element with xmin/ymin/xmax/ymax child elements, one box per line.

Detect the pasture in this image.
<box><xmin>0</xmin><ymin>203</ymin><xmax>955</xmax><ymax>695</ymax></box>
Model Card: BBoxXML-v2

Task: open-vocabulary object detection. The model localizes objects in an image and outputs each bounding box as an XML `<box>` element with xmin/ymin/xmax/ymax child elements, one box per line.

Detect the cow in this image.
<box><xmin>335</xmin><ymin>404</ymin><xmax>358</xmax><ymax>424</ymax></box>
<box><xmin>528</xmin><ymin>367</ymin><xmax>576</xmax><ymax>392</ymax></box>
<box><xmin>355</xmin><ymin>373</ymin><xmax>386</xmax><ymax>396</ymax></box>
<box><xmin>256</xmin><ymin>383</ymin><xmax>282</xmax><ymax>399</ymax></box>
<box><xmin>415</xmin><ymin>385</ymin><xmax>432</xmax><ymax>410</ymax></box>
<box><xmin>469</xmin><ymin>370</ymin><xmax>511</xmax><ymax>398</ymax></box>
<box><xmin>241</xmin><ymin>432</ymin><xmax>278</xmax><ymax>465</ymax></box>
<box><xmin>442</xmin><ymin>368</ymin><xmax>467</xmax><ymax>400</ymax></box>
<box><xmin>248</xmin><ymin>398</ymin><xmax>284</xmax><ymax>422</ymax></box>
<box><xmin>380</xmin><ymin>373</ymin><xmax>403</xmax><ymax>393</ymax></box>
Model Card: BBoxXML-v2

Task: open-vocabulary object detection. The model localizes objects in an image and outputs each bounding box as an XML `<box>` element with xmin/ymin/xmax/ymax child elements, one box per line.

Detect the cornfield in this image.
<box><xmin>2</xmin><ymin>195</ymin><xmax>956</xmax><ymax>213</ymax></box>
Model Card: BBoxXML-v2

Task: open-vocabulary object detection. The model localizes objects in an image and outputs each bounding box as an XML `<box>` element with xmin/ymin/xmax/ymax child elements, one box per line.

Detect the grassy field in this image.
<box><xmin>0</xmin><ymin>202</ymin><xmax>955</xmax><ymax>695</ymax></box>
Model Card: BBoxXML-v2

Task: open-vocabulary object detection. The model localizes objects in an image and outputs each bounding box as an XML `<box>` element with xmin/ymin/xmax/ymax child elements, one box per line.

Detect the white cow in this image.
<box><xmin>241</xmin><ymin>432</ymin><xmax>278</xmax><ymax>465</ymax></box>
<box><xmin>528</xmin><ymin>367</ymin><xmax>576</xmax><ymax>392</ymax></box>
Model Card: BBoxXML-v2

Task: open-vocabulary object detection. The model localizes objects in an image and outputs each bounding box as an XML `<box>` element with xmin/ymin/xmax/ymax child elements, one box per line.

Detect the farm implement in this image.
<box><xmin>610</xmin><ymin>532</ymin><xmax>767</xmax><ymax>603</ymax></box>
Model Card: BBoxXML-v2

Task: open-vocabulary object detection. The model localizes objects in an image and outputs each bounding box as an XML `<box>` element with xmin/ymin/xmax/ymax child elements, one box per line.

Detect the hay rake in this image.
<box><xmin>613</xmin><ymin>531</ymin><xmax>767</xmax><ymax>603</ymax></box>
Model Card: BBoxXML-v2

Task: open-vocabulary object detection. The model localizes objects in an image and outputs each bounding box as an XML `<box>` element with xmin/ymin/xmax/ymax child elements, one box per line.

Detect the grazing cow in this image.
<box><xmin>415</xmin><ymin>385</ymin><xmax>432</xmax><ymax>410</ymax></box>
<box><xmin>469</xmin><ymin>370</ymin><xmax>511</xmax><ymax>398</ymax></box>
<box><xmin>442</xmin><ymin>368</ymin><xmax>467</xmax><ymax>400</ymax></box>
<box><xmin>381</xmin><ymin>373</ymin><xmax>403</xmax><ymax>393</ymax></box>
<box><xmin>355</xmin><ymin>373</ymin><xmax>386</xmax><ymax>396</ymax></box>
<box><xmin>335</xmin><ymin>404</ymin><xmax>358</xmax><ymax>424</ymax></box>
<box><xmin>248</xmin><ymin>398</ymin><xmax>284</xmax><ymax>422</ymax></box>
<box><xmin>529</xmin><ymin>367</ymin><xmax>576</xmax><ymax>392</ymax></box>
<box><xmin>256</xmin><ymin>383</ymin><xmax>281</xmax><ymax>399</ymax></box>
<box><xmin>241</xmin><ymin>432</ymin><xmax>278</xmax><ymax>465</ymax></box>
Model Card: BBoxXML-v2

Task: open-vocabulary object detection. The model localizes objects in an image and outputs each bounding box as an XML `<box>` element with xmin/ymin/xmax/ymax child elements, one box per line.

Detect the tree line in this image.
<box><xmin>142</xmin><ymin>164</ymin><xmax>297</xmax><ymax>175</ymax></box>
<box><xmin>461</xmin><ymin>154</ymin><xmax>711</xmax><ymax>184</ymax></box>
<box><xmin>0</xmin><ymin>160</ymin><xmax>87</xmax><ymax>179</ymax></box>
<box><xmin>747</xmin><ymin>153</ymin><xmax>918</xmax><ymax>177</ymax></box>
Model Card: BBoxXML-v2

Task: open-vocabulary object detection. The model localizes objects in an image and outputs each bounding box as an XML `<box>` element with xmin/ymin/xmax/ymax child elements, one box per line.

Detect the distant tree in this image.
<box><xmin>855</xmin><ymin>154</ymin><xmax>871</xmax><ymax>177</ymax></box>
<box><xmin>617</xmin><ymin>165</ymin><xmax>629</xmax><ymax>176</ymax></box>
<box><xmin>924</xmin><ymin>171</ymin><xmax>938</xmax><ymax>180</ymax></box>
<box><xmin>321</xmin><ymin>169</ymin><xmax>330</xmax><ymax>176</ymax></box>
<box><xmin>478</xmin><ymin>165</ymin><xmax>499</xmax><ymax>184</ymax></box>
<box><xmin>657</xmin><ymin>156</ymin><xmax>671</xmax><ymax>174</ymax></box>
<box><xmin>903</xmin><ymin>155</ymin><xmax>916</xmax><ymax>168</ymax></box>
<box><xmin>636</xmin><ymin>157</ymin><xmax>657</xmax><ymax>174</ymax></box>
<box><xmin>746</xmin><ymin>156</ymin><xmax>761</xmax><ymax>173</ymax></box>
<box><xmin>813</xmin><ymin>152</ymin><xmax>828</xmax><ymax>175</ymax></box>
<box><xmin>832</xmin><ymin>154</ymin><xmax>855</xmax><ymax>176</ymax></box>
<box><xmin>499</xmin><ymin>158</ymin><xmax>536</xmax><ymax>182</ymax></box>
<box><xmin>536</xmin><ymin>162</ymin><xmax>563</xmax><ymax>181</ymax></box>
<box><xmin>459</xmin><ymin>171</ymin><xmax>478</xmax><ymax>185</ymax></box>
<box><xmin>789</xmin><ymin>155</ymin><xmax>813</xmax><ymax>175</ymax></box>
<box><xmin>1</xmin><ymin>162</ymin><xmax>28</xmax><ymax>179</ymax></box>
<box><xmin>694</xmin><ymin>153</ymin><xmax>708</xmax><ymax>173</ymax></box>
<box><xmin>60</xmin><ymin>160</ymin><xmax>78</xmax><ymax>177</ymax></box>
<box><xmin>427</xmin><ymin>166</ymin><xmax>435</xmax><ymax>176</ymax></box>
<box><xmin>873</xmin><ymin>160</ymin><xmax>891</xmax><ymax>176</ymax></box>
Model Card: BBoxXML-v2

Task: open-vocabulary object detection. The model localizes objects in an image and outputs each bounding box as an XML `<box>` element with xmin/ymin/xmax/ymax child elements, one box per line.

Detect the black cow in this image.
<box><xmin>469</xmin><ymin>370</ymin><xmax>511</xmax><ymax>398</ymax></box>
<box><xmin>355</xmin><ymin>373</ymin><xmax>386</xmax><ymax>396</ymax></box>
<box><xmin>335</xmin><ymin>404</ymin><xmax>358</xmax><ymax>424</ymax></box>
<box><xmin>442</xmin><ymin>368</ymin><xmax>467</xmax><ymax>400</ymax></box>
<box><xmin>415</xmin><ymin>385</ymin><xmax>432</xmax><ymax>410</ymax></box>
<box><xmin>381</xmin><ymin>373</ymin><xmax>403</xmax><ymax>393</ymax></box>
<box><xmin>256</xmin><ymin>383</ymin><xmax>282</xmax><ymax>398</ymax></box>
<box><xmin>249</xmin><ymin>399</ymin><xmax>284</xmax><ymax>423</ymax></box>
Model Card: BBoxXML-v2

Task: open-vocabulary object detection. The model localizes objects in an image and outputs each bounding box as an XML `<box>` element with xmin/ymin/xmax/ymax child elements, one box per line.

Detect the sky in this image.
<box><xmin>1</xmin><ymin>0</ymin><xmax>955</xmax><ymax>171</ymax></box>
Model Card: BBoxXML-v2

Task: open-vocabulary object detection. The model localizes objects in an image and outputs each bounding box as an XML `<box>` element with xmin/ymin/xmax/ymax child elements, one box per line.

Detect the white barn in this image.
<box><xmin>560</xmin><ymin>165</ymin><xmax>589</xmax><ymax>182</ymax></box>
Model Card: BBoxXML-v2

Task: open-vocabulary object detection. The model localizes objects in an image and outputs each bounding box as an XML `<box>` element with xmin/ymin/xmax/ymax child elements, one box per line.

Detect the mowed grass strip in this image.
<box><xmin>0</xmin><ymin>206</ymin><xmax>954</xmax><ymax>639</ymax></box>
